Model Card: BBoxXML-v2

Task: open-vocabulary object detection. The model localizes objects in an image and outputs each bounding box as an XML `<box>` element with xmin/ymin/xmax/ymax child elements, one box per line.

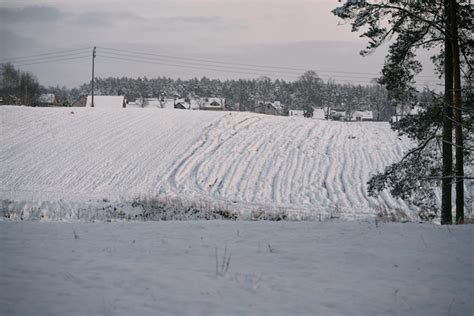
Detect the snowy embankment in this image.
<box><xmin>0</xmin><ymin>106</ymin><xmax>414</xmax><ymax>220</ymax></box>
<box><xmin>0</xmin><ymin>220</ymin><xmax>472</xmax><ymax>315</ymax></box>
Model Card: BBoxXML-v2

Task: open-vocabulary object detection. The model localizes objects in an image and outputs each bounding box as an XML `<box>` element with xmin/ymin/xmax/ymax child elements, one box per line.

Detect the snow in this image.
<box><xmin>0</xmin><ymin>220</ymin><xmax>472</xmax><ymax>315</ymax></box>
<box><xmin>0</xmin><ymin>105</ymin><xmax>414</xmax><ymax>219</ymax></box>
<box><xmin>1</xmin><ymin>106</ymin><xmax>472</xmax><ymax>315</ymax></box>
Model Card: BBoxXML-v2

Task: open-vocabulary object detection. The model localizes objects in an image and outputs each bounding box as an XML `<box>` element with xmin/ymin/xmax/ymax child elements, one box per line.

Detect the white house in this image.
<box><xmin>86</xmin><ymin>96</ymin><xmax>126</xmax><ymax>108</ymax></box>
<box><xmin>143</xmin><ymin>98</ymin><xmax>161</xmax><ymax>108</ymax></box>
<box><xmin>353</xmin><ymin>110</ymin><xmax>374</xmax><ymax>121</ymax></box>
<box><xmin>255</xmin><ymin>101</ymin><xmax>283</xmax><ymax>116</ymax></box>
<box><xmin>330</xmin><ymin>109</ymin><xmax>347</xmax><ymax>120</ymax></box>
<box><xmin>289</xmin><ymin>110</ymin><xmax>304</xmax><ymax>117</ymax></box>
<box><xmin>313</xmin><ymin>107</ymin><xmax>326</xmax><ymax>120</ymax></box>
<box><xmin>391</xmin><ymin>105</ymin><xmax>423</xmax><ymax>122</ymax></box>
<box><xmin>199</xmin><ymin>97</ymin><xmax>225</xmax><ymax>111</ymax></box>
<box><xmin>38</xmin><ymin>93</ymin><xmax>60</xmax><ymax>106</ymax></box>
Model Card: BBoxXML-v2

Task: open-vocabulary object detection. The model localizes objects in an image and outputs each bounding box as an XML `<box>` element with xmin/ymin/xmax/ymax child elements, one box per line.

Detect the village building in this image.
<box><xmin>330</xmin><ymin>108</ymin><xmax>347</xmax><ymax>121</ymax></box>
<box><xmin>71</xmin><ymin>95</ymin><xmax>127</xmax><ymax>108</ymax></box>
<box><xmin>71</xmin><ymin>95</ymin><xmax>87</xmax><ymax>107</ymax></box>
<box><xmin>313</xmin><ymin>107</ymin><xmax>326</xmax><ymax>120</ymax></box>
<box><xmin>141</xmin><ymin>98</ymin><xmax>161</xmax><ymax>108</ymax></box>
<box><xmin>174</xmin><ymin>98</ymin><xmax>189</xmax><ymax>110</ymax></box>
<box><xmin>391</xmin><ymin>105</ymin><xmax>423</xmax><ymax>122</ymax></box>
<box><xmin>255</xmin><ymin>101</ymin><xmax>283</xmax><ymax>116</ymax></box>
<box><xmin>289</xmin><ymin>110</ymin><xmax>304</xmax><ymax>117</ymax></box>
<box><xmin>353</xmin><ymin>110</ymin><xmax>374</xmax><ymax>121</ymax></box>
<box><xmin>86</xmin><ymin>95</ymin><xmax>126</xmax><ymax>108</ymax></box>
<box><xmin>198</xmin><ymin>97</ymin><xmax>225</xmax><ymax>111</ymax></box>
<box><xmin>37</xmin><ymin>93</ymin><xmax>60</xmax><ymax>107</ymax></box>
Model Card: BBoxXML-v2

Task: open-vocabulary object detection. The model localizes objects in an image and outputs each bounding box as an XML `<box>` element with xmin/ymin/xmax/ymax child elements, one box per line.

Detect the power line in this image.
<box><xmin>98</xmin><ymin>52</ymin><xmax>442</xmax><ymax>86</ymax></box>
<box><xmin>98</xmin><ymin>54</ymin><xmax>381</xmax><ymax>84</ymax></box>
<box><xmin>10</xmin><ymin>51</ymin><xmax>92</xmax><ymax>65</ymax></box>
<box><xmin>98</xmin><ymin>53</ymin><xmax>301</xmax><ymax>80</ymax></box>
<box><xmin>2</xmin><ymin>46</ymin><xmax>443</xmax><ymax>87</ymax></box>
<box><xmin>0</xmin><ymin>47</ymin><xmax>92</xmax><ymax>63</ymax></box>
<box><xmin>14</xmin><ymin>55</ymin><xmax>90</xmax><ymax>67</ymax></box>
<box><xmin>98</xmin><ymin>46</ymin><xmax>440</xmax><ymax>79</ymax></box>
<box><xmin>98</xmin><ymin>50</ymin><xmax>390</xmax><ymax>81</ymax></box>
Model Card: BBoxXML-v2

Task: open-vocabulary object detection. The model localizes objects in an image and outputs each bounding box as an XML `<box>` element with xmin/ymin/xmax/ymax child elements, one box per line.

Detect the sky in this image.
<box><xmin>0</xmin><ymin>0</ymin><xmax>442</xmax><ymax>88</ymax></box>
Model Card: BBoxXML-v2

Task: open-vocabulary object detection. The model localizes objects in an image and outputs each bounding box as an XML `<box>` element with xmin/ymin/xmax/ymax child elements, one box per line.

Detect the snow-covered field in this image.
<box><xmin>0</xmin><ymin>220</ymin><xmax>472</xmax><ymax>315</ymax></box>
<box><xmin>1</xmin><ymin>106</ymin><xmax>473</xmax><ymax>316</ymax></box>
<box><xmin>0</xmin><ymin>106</ymin><xmax>414</xmax><ymax>220</ymax></box>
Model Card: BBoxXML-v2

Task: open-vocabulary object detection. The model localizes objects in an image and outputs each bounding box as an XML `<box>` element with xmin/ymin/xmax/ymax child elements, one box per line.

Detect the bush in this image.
<box><xmin>131</xmin><ymin>197</ymin><xmax>239</xmax><ymax>220</ymax></box>
<box><xmin>249</xmin><ymin>209</ymin><xmax>288</xmax><ymax>221</ymax></box>
<box><xmin>375</xmin><ymin>206</ymin><xmax>411</xmax><ymax>223</ymax></box>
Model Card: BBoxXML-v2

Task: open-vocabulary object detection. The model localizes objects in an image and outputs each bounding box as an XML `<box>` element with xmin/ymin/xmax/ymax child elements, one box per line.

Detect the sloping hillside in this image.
<box><xmin>0</xmin><ymin>106</ymin><xmax>413</xmax><ymax>219</ymax></box>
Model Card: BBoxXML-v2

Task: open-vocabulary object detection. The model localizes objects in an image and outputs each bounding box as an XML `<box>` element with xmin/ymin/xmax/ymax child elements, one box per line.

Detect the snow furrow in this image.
<box><xmin>0</xmin><ymin>106</ymin><xmax>416</xmax><ymax>217</ymax></box>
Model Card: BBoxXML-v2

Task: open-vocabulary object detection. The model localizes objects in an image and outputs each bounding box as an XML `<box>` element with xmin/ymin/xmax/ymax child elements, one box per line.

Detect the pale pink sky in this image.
<box><xmin>1</xmin><ymin>1</ymin><xmax>441</xmax><ymax>88</ymax></box>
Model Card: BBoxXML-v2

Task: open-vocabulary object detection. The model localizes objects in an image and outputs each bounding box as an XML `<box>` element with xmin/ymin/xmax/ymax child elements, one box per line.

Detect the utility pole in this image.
<box><xmin>91</xmin><ymin>46</ymin><xmax>96</xmax><ymax>107</ymax></box>
<box><xmin>24</xmin><ymin>84</ymin><xmax>28</xmax><ymax>106</ymax></box>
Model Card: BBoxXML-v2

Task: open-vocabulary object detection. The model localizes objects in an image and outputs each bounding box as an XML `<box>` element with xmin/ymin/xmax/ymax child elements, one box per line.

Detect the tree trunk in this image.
<box><xmin>448</xmin><ymin>0</ymin><xmax>464</xmax><ymax>224</ymax></box>
<box><xmin>441</xmin><ymin>0</ymin><xmax>453</xmax><ymax>225</ymax></box>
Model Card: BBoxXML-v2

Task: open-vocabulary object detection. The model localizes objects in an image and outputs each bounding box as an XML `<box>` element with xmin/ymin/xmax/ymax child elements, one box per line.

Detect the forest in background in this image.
<box><xmin>1</xmin><ymin>63</ymin><xmax>399</xmax><ymax>120</ymax></box>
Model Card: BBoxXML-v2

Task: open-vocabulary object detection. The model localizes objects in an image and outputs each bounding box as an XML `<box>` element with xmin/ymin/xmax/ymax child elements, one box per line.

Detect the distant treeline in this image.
<box><xmin>0</xmin><ymin>63</ymin><xmax>41</xmax><ymax>106</ymax></box>
<box><xmin>72</xmin><ymin>71</ymin><xmax>394</xmax><ymax>120</ymax></box>
<box><xmin>1</xmin><ymin>63</ymin><xmax>395</xmax><ymax>120</ymax></box>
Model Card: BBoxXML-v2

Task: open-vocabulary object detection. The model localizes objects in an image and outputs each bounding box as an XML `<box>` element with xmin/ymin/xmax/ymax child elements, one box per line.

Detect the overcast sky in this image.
<box><xmin>1</xmin><ymin>0</ymin><xmax>441</xmax><ymax>88</ymax></box>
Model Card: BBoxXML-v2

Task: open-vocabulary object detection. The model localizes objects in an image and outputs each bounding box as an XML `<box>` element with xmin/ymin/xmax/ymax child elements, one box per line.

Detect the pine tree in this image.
<box><xmin>333</xmin><ymin>0</ymin><xmax>472</xmax><ymax>223</ymax></box>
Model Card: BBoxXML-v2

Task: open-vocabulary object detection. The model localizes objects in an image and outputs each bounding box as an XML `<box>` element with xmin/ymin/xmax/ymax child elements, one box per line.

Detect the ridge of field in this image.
<box><xmin>0</xmin><ymin>106</ymin><xmax>414</xmax><ymax>219</ymax></box>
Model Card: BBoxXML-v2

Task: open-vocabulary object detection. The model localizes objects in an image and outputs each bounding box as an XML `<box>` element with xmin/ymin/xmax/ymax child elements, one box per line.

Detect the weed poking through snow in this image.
<box><xmin>215</xmin><ymin>246</ymin><xmax>231</xmax><ymax>276</ymax></box>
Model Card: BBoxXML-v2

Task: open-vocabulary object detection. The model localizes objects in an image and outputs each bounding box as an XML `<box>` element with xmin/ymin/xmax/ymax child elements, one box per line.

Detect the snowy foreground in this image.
<box><xmin>0</xmin><ymin>220</ymin><xmax>472</xmax><ymax>316</ymax></box>
<box><xmin>1</xmin><ymin>106</ymin><xmax>414</xmax><ymax>220</ymax></box>
<box><xmin>1</xmin><ymin>107</ymin><xmax>473</xmax><ymax>316</ymax></box>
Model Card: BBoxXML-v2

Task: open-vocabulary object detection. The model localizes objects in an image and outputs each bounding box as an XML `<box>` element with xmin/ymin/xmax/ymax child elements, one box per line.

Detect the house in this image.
<box><xmin>159</xmin><ymin>98</ymin><xmax>176</xmax><ymax>109</ymax></box>
<box><xmin>289</xmin><ymin>110</ymin><xmax>304</xmax><ymax>117</ymax></box>
<box><xmin>391</xmin><ymin>105</ymin><xmax>423</xmax><ymax>122</ymax></box>
<box><xmin>353</xmin><ymin>110</ymin><xmax>374</xmax><ymax>121</ymax></box>
<box><xmin>141</xmin><ymin>98</ymin><xmax>161</xmax><ymax>108</ymax></box>
<box><xmin>71</xmin><ymin>95</ymin><xmax>87</xmax><ymax>107</ymax></box>
<box><xmin>330</xmin><ymin>109</ymin><xmax>347</xmax><ymax>121</ymax></box>
<box><xmin>198</xmin><ymin>97</ymin><xmax>225</xmax><ymax>111</ymax></box>
<box><xmin>255</xmin><ymin>101</ymin><xmax>283</xmax><ymax>116</ymax></box>
<box><xmin>313</xmin><ymin>107</ymin><xmax>326</xmax><ymax>120</ymax></box>
<box><xmin>85</xmin><ymin>95</ymin><xmax>126</xmax><ymax>108</ymax></box>
<box><xmin>174</xmin><ymin>98</ymin><xmax>190</xmax><ymax>110</ymax></box>
<box><xmin>37</xmin><ymin>93</ymin><xmax>60</xmax><ymax>107</ymax></box>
